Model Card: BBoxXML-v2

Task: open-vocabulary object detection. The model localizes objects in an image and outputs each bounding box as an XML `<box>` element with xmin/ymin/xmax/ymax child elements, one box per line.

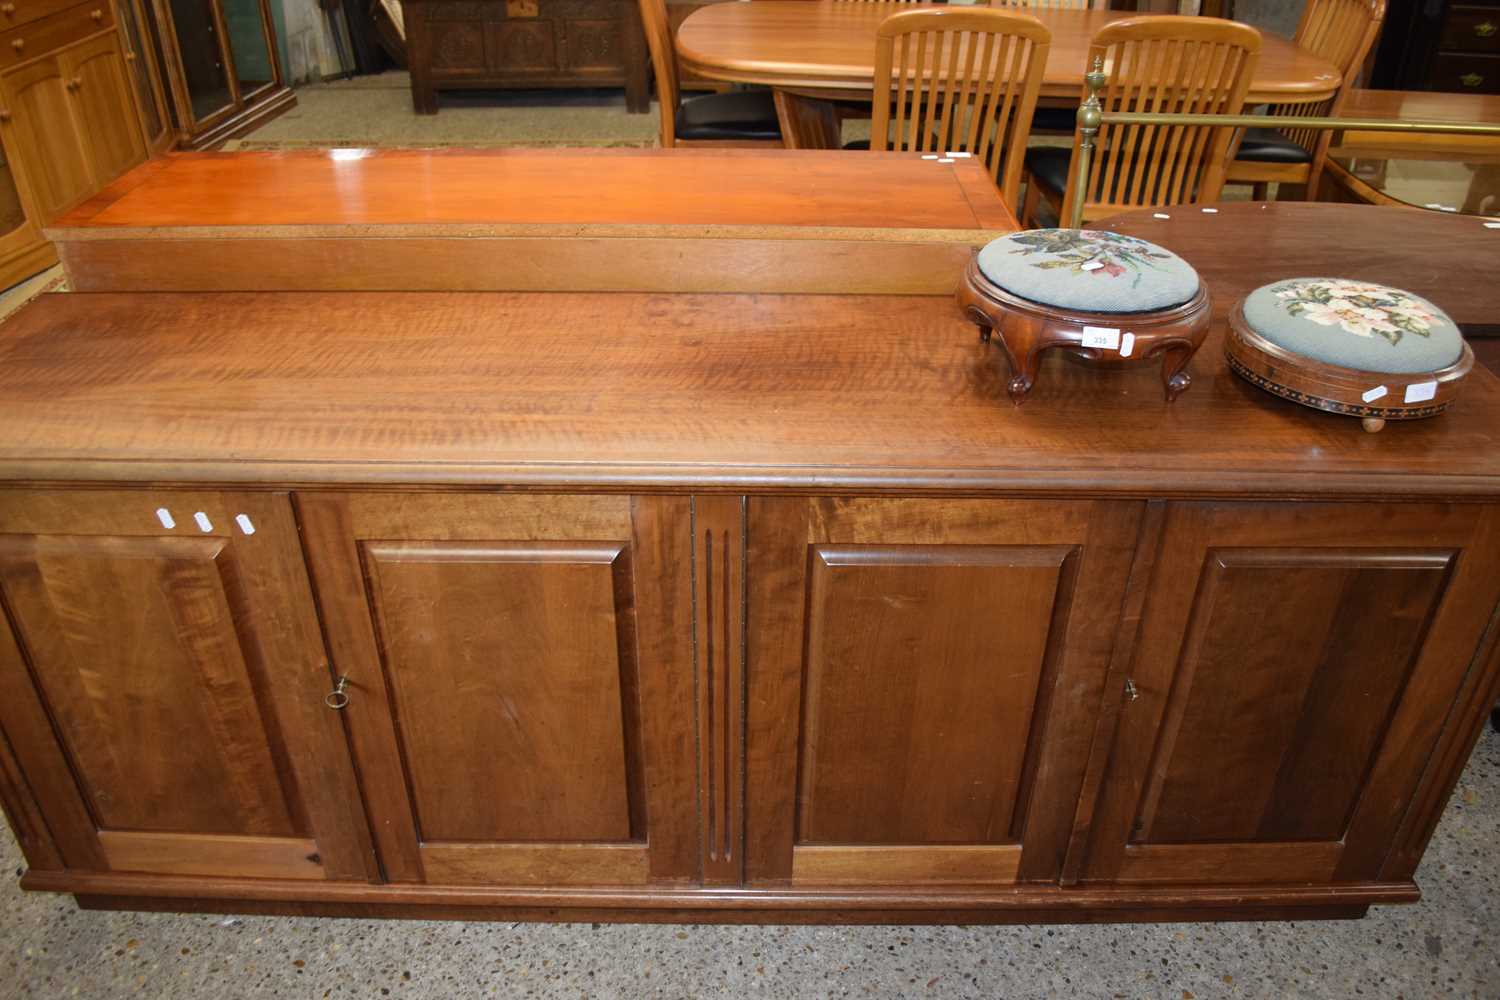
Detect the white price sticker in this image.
<box><xmin>1081</xmin><ymin>326</ymin><xmax>1121</xmax><ymax>350</ymax></box>
<box><xmin>1404</xmin><ymin>381</ymin><xmax>1437</xmax><ymax>403</ymax></box>
<box><xmin>1361</xmin><ymin>385</ymin><xmax>1388</xmax><ymax>403</ymax></box>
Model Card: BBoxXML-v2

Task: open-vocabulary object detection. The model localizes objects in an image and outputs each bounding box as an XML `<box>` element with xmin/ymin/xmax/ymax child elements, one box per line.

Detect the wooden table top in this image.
<box><xmin>1099</xmin><ymin>201</ymin><xmax>1500</xmax><ymax>334</ymax></box>
<box><xmin>4</xmin><ymin>203</ymin><xmax>1500</xmax><ymax>498</ymax></box>
<box><xmin>52</xmin><ymin>148</ymin><xmax>1018</xmax><ymax>237</ymax></box>
<box><xmin>1332</xmin><ymin>89</ymin><xmax>1500</xmax><ymax>159</ymax></box>
<box><xmin>675</xmin><ymin>1</ymin><xmax>1342</xmax><ymax>103</ymax></box>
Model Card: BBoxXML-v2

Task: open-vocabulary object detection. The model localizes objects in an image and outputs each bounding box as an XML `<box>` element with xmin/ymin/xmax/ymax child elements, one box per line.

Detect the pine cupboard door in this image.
<box><xmin>61</xmin><ymin>32</ymin><xmax>147</xmax><ymax>185</ymax></box>
<box><xmin>0</xmin><ymin>490</ymin><xmax>373</xmax><ymax>882</ymax></box>
<box><xmin>0</xmin><ymin>55</ymin><xmax>94</xmax><ymax>220</ymax></box>
<box><xmin>1081</xmin><ymin>502</ymin><xmax>1500</xmax><ymax>886</ymax></box>
<box><xmin>296</xmin><ymin>493</ymin><xmax>698</xmax><ymax>887</ymax></box>
<box><xmin>743</xmin><ymin>497</ymin><xmax>1145</xmax><ymax>887</ymax></box>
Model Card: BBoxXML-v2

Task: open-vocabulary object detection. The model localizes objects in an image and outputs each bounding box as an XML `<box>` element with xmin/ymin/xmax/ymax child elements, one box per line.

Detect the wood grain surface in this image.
<box><xmin>675</xmin><ymin>1</ymin><xmax>1342</xmax><ymax>103</ymax></box>
<box><xmin>0</xmin><ymin>280</ymin><xmax>1498</xmax><ymax>495</ymax></box>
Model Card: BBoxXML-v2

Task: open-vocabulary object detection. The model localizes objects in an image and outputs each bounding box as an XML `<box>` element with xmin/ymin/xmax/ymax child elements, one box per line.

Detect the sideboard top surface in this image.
<box><xmin>49</xmin><ymin>149</ymin><xmax>1018</xmax><ymax>237</ymax></box>
<box><xmin>2</xmin><ymin>284</ymin><xmax>1498</xmax><ymax>496</ymax></box>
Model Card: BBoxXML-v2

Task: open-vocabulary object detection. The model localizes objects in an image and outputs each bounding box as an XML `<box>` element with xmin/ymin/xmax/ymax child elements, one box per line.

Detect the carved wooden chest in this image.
<box><xmin>403</xmin><ymin>0</ymin><xmax>649</xmax><ymax>114</ymax></box>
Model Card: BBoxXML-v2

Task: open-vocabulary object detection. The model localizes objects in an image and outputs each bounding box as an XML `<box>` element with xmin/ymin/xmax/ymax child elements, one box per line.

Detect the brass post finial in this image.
<box><xmin>1068</xmin><ymin>56</ymin><xmax>1107</xmax><ymax>230</ymax></box>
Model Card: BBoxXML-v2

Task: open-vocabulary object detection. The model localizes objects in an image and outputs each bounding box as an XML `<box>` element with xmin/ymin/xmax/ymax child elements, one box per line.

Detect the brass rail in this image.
<box><xmin>1067</xmin><ymin>57</ymin><xmax>1500</xmax><ymax>229</ymax></box>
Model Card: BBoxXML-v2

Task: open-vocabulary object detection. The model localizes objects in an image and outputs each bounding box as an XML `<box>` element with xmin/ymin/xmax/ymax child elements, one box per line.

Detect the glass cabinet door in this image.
<box><xmin>116</xmin><ymin>0</ymin><xmax>169</xmax><ymax>147</ymax></box>
<box><xmin>165</xmin><ymin>0</ymin><xmax>233</xmax><ymax>122</ymax></box>
<box><xmin>220</xmin><ymin>0</ymin><xmax>274</xmax><ymax>100</ymax></box>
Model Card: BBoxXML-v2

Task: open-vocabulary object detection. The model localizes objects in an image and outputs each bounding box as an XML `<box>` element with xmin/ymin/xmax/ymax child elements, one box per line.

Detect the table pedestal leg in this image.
<box><xmin>773</xmin><ymin>90</ymin><xmax>842</xmax><ymax>149</ymax></box>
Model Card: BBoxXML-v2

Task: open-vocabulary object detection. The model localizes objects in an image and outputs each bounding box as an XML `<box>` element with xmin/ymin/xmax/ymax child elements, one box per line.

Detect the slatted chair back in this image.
<box><xmin>638</xmin><ymin>0</ymin><xmax>682</xmax><ymax>147</ymax></box>
<box><xmin>871</xmin><ymin>8</ymin><xmax>1052</xmax><ymax>205</ymax></box>
<box><xmin>1270</xmin><ymin>0</ymin><xmax>1385</xmax><ymax>149</ymax></box>
<box><xmin>1063</xmin><ymin>16</ymin><xmax>1260</xmax><ymax>223</ymax></box>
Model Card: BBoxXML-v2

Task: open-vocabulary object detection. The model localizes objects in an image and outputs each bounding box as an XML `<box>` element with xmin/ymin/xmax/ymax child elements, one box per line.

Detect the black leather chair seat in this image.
<box><xmin>1029</xmin><ymin>106</ymin><xmax>1077</xmax><ymax>134</ymax></box>
<box><xmin>1233</xmin><ymin>127</ymin><xmax>1312</xmax><ymax>164</ymax></box>
<box><xmin>675</xmin><ymin>90</ymin><xmax>782</xmax><ymax>142</ymax></box>
<box><xmin>1024</xmin><ymin>146</ymin><xmax>1074</xmax><ymax>194</ymax></box>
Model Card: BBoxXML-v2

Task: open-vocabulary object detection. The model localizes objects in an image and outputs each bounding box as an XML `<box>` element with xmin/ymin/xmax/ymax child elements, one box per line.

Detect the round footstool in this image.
<box><xmin>955</xmin><ymin>228</ymin><xmax>1211</xmax><ymax>404</ymax></box>
<box><xmin>1226</xmin><ymin>277</ymin><xmax>1474</xmax><ymax>433</ymax></box>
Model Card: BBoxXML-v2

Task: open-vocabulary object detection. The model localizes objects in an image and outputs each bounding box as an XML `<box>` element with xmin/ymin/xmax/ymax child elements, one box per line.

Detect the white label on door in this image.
<box><xmin>1404</xmin><ymin>381</ymin><xmax>1438</xmax><ymax>403</ymax></box>
<box><xmin>1081</xmin><ymin>326</ymin><xmax>1121</xmax><ymax>350</ymax></box>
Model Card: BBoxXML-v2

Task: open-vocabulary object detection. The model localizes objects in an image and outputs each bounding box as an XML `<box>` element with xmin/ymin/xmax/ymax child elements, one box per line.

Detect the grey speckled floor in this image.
<box><xmin>2</xmin><ymin>726</ymin><xmax>1496</xmax><ymax>999</ymax></box>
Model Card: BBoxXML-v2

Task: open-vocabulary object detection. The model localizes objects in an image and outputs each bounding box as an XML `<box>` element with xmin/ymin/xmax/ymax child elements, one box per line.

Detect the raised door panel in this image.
<box><xmin>0</xmin><ymin>490</ymin><xmax>373</xmax><ymax>882</ymax></box>
<box><xmin>560</xmin><ymin>18</ymin><xmax>623</xmax><ymax>73</ymax></box>
<box><xmin>0</xmin><ymin>55</ymin><xmax>93</xmax><ymax>220</ymax></box>
<box><xmin>297</xmin><ymin>493</ymin><xmax>697</xmax><ymax>887</ymax></box>
<box><xmin>745</xmin><ymin>498</ymin><xmax>1145</xmax><ymax>887</ymax></box>
<box><xmin>427</xmin><ymin>19</ymin><xmax>488</xmax><ymax>74</ymax></box>
<box><xmin>62</xmin><ymin>32</ymin><xmax>147</xmax><ymax>184</ymax></box>
<box><xmin>485</xmin><ymin>20</ymin><xmax>559</xmax><ymax>74</ymax></box>
<box><xmin>1082</xmin><ymin>502</ymin><xmax>1500</xmax><ymax>886</ymax></box>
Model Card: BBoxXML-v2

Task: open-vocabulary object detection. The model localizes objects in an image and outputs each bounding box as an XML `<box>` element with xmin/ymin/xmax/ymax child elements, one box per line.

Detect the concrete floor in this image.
<box><xmin>1</xmin><ymin>725</ymin><xmax>1496</xmax><ymax>998</ymax></box>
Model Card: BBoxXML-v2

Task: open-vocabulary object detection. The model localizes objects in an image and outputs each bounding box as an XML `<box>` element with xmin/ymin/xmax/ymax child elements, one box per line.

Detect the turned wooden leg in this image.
<box><xmin>1361</xmin><ymin>416</ymin><xmax>1386</xmax><ymax>433</ymax></box>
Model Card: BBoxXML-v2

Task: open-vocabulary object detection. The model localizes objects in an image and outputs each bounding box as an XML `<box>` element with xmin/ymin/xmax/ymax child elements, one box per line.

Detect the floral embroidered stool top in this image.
<box><xmin>1241</xmin><ymin>278</ymin><xmax>1462</xmax><ymax>375</ymax></box>
<box><xmin>976</xmin><ymin>228</ymin><xmax>1201</xmax><ymax>314</ymax></box>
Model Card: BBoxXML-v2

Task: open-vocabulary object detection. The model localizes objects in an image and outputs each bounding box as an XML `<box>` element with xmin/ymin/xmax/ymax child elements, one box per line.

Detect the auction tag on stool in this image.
<box><xmin>1081</xmin><ymin>326</ymin><xmax>1121</xmax><ymax>350</ymax></box>
<box><xmin>1404</xmin><ymin>381</ymin><xmax>1437</xmax><ymax>403</ymax></box>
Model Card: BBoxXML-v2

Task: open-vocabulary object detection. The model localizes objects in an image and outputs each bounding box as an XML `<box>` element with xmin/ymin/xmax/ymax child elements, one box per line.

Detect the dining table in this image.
<box><xmin>675</xmin><ymin>1</ymin><xmax>1344</xmax><ymax>149</ymax></box>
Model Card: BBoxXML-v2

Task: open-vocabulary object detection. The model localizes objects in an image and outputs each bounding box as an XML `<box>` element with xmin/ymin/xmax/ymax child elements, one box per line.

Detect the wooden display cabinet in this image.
<box><xmin>146</xmin><ymin>0</ymin><xmax>294</xmax><ymax>148</ymax></box>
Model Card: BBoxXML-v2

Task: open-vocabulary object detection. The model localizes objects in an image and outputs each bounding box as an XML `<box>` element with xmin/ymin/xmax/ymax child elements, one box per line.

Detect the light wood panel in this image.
<box><xmin>0</xmin><ymin>489</ymin><xmax>373</xmax><ymax>881</ymax></box>
<box><xmin>1081</xmin><ymin>501</ymin><xmax>1500</xmax><ymax>885</ymax></box>
<box><xmin>745</xmin><ymin>498</ymin><xmax>1142</xmax><ymax>886</ymax></box>
<box><xmin>53</xmin><ymin>149</ymin><xmax>1017</xmax><ymax>231</ymax></box>
<box><xmin>296</xmin><ymin>492</ymin><xmax>695</xmax><ymax>887</ymax></box>
<box><xmin>675</xmin><ymin>2</ymin><xmax>1342</xmax><ymax>104</ymax></box>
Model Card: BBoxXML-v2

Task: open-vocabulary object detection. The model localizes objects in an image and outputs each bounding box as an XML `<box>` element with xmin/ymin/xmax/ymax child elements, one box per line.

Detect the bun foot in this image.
<box><xmin>1361</xmin><ymin>416</ymin><xmax>1386</xmax><ymax>433</ymax></box>
<box><xmin>1164</xmin><ymin>370</ymin><xmax>1192</xmax><ymax>402</ymax></box>
<box><xmin>1006</xmin><ymin>374</ymin><xmax>1033</xmax><ymax>405</ymax></box>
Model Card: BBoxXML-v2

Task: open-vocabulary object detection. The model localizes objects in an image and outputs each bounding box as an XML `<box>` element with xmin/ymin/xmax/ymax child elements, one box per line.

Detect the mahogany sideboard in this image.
<box><xmin>2</xmin><ymin>199</ymin><xmax>1500</xmax><ymax>925</ymax></box>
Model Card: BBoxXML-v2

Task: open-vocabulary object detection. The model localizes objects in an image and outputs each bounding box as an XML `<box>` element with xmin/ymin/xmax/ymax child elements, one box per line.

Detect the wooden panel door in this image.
<box><xmin>0</xmin><ymin>490</ymin><xmax>373</xmax><ymax>881</ymax></box>
<box><xmin>61</xmin><ymin>32</ymin><xmax>147</xmax><ymax>184</ymax></box>
<box><xmin>744</xmin><ymin>497</ymin><xmax>1145</xmax><ymax>887</ymax></box>
<box><xmin>297</xmin><ymin>493</ymin><xmax>697</xmax><ymax>887</ymax></box>
<box><xmin>0</xmin><ymin>55</ymin><xmax>93</xmax><ymax>220</ymax></box>
<box><xmin>1083</xmin><ymin>501</ymin><xmax>1500</xmax><ymax>886</ymax></box>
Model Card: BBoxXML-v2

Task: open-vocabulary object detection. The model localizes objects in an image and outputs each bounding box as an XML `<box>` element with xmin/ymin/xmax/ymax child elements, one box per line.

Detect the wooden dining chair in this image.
<box><xmin>1226</xmin><ymin>0</ymin><xmax>1386</xmax><ymax>198</ymax></box>
<box><xmin>1021</xmin><ymin>16</ymin><xmax>1260</xmax><ymax>226</ymax></box>
<box><xmin>637</xmin><ymin>0</ymin><xmax>783</xmax><ymax>147</ymax></box>
<box><xmin>869</xmin><ymin>8</ymin><xmax>1051</xmax><ymax>206</ymax></box>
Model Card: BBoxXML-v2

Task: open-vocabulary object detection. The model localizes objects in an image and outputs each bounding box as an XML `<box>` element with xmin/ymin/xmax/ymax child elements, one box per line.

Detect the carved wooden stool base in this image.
<box><xmin>1226</xmin><ymin>303</ymin><xmax>1475</xmax><ymax>433</ymax></box>
<box><xmin>955</xmin><ymin>256</ymin><xmax>1211</xmax><ymax>404</ymax></box>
